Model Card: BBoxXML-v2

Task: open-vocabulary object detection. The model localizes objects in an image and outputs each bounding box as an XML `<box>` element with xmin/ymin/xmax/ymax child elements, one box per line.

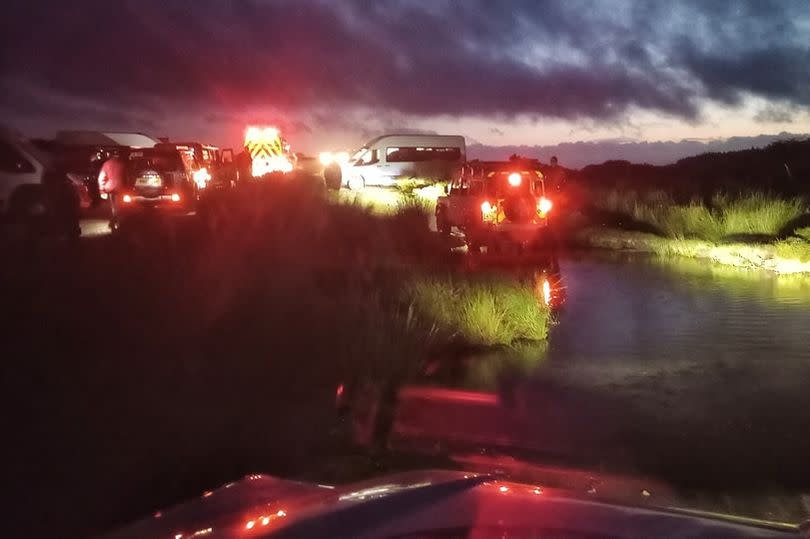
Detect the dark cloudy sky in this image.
<box><xmin>2</xmin><ymin>0</ymin><xmax>809</xmax><ymax>164</ymax></box>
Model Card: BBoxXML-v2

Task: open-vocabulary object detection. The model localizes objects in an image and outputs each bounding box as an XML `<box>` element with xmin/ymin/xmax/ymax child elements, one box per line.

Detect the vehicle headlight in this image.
<box><xmin>481</xmin><ymin>200</ymin><xmax>497</xmax><ymax>222</ymax></box>
<box><xmin>193</xmin><ymin>167</ymin><xmax>211</xmax><ymax>188</ymax></box>
<box><xmin>319</xmin><ymin>152</ymin><xmax>333</xmax><ymax>166</ymax></box>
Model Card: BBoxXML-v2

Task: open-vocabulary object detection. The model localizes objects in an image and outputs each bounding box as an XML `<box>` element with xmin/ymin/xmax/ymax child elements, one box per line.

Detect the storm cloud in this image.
<box><xmin>2</xmin><ymin>0</ymin><xmax>809</xmax><ymax>144</ymax></box>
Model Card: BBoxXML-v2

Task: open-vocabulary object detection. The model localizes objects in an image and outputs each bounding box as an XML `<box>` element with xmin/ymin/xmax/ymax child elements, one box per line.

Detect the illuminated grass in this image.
<box><xmin>775</xmin><ymin>238</ymin><xmax>810</xmax><ymax>263</ymax></box>
<box><xmin>715</xmin><ymin>193</ymin><xmax>806</xmax><ymax>238</ymax></box>
<box><xmin>578</xmin><ymin>228</ymin><xmax>810</xmax><ymax>274</ymax></box>
<box><xmin>335</xmin><ymin>180</ymin><xmax>445</xmax><ymax>217</ymax></box>
<box><xmin>594</xmin><ymin>190</ymin><xmax>807</xmax><ymax>241</ymax></box>
<box><xmin>407</xmin><ymin>277</ymin><xmax>550</xmax><ymax>346</ymax></box>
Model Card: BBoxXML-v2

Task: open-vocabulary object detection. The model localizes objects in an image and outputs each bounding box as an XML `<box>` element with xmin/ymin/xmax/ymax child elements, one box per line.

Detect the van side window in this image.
<box><xmin>434</xmin><ymin>147</ymin><xmax>462</xmax><ymax>161</ymax></box>
<box><xmin>386</xmin><ymin>147</ymin><xmax>461</xmax><ymax>163</ymax></box>
<box><xmin>386</xmin><ymin>147</ymin><xmax>406</xmax><ymax>162</ymax></box>
<box><xmin>0</xmin><ymin>142</ymin><xmax>35</xmax><ymax>174</ymax></box>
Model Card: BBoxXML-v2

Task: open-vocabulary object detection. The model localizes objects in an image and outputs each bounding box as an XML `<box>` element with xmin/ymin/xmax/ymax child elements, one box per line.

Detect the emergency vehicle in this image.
<box><xmin>435</xmin><ymin>159</ymin><xmax>554</xmax><ymax>253</ymax></box>
<box><xmin>243</xmin><ymin>126</ymin><xmax>294</xmax><ymax>177</ymax></box>
<box><xmin>154</xmin><ymin>141</ymin><xmax>235</xmax><ymax>191</ymax></box>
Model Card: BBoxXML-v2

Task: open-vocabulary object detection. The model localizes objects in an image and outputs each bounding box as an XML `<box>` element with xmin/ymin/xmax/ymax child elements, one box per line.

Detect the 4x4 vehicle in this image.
<box><xmin>114</xmin><ymin>148</ymin><xmax>198</xmax><ymax>225</ymax></box>
<box><xmin>436</xmin><ymin>160</ymin><xmax>554</xmax><ymax>253</ymax></box>
<box><xmin>154</xmin><ymin>141</ymin><xmax>235</xmax><ymax>191</ymax></box>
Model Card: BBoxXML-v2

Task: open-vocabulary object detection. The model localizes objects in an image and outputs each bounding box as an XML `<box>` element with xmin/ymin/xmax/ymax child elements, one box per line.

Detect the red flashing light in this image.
<box><xmin>171</xmin><ymin>193</ymin><xmax>181</xmax><ymax>203</ymax></box>
<box><xmin>538</xmin><ymin>197</ymin><xmax>552</xmax><ymax>213</ymax></box>
<box><xmin>122</xmin><ymin>194</ymin><xmax>133</xmax><ymax>204</ymax></box>
<box><xmin>245</xmin><ymin>520</ymin><xmax>255</xmax><ymax>530</ymax></box>
<box><xmin>508</xmin><ymin>172</ymin><xmax>522</xmax><ymax>186</ymax></box>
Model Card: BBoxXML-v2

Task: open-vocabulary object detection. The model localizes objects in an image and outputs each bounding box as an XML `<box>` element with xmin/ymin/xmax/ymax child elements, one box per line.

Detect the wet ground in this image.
<box><xmin>386</xmin><ymin>250</ymin><xmax>810</xmax><ymax>519</ymax></box>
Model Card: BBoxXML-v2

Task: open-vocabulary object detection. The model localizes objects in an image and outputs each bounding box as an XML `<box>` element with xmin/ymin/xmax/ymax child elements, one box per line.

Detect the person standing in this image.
<box><xmin>98</xmin><ymin>152</ymin><xmax>126</xmax><ymax>229</ymax></box>
<box><xmin>546</xmin><ymin>156</ymin><xmax>566</xmax><ymax>192</ymax></box>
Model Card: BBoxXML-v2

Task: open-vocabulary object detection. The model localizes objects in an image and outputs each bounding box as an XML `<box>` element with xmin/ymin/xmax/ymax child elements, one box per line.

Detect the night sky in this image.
<box><xmin>2</xmin><ymin>0</ymin><xmax>809</xmax><ymax>165</ymax></box>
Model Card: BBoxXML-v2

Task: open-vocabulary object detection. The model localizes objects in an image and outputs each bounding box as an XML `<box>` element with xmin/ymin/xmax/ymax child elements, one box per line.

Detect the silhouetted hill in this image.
<box><xmin>571</xmin><ymin>138</ymin><xmax>810</xmax><ymax>198</ymax></box>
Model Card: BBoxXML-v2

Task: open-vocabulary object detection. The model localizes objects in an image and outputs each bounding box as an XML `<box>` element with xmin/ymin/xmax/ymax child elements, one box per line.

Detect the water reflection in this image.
<box><xmin>349</xmin><ymin>249</ymin><xmax>810</xmax><ymax>522</ymax></box>
<box><xmin>658</xmin><ymin>256</ymin><xmax>810</xmax><ymax>307</ymax></box>
<box><xmin>341</xmin><ymin>251</ymin><xmax>564</xmax><ymax>450</ymax></box>
<box><xmin>464</xmin><ymin>250</ymin><xmax>567</xmax><ymax>310</ymax></box>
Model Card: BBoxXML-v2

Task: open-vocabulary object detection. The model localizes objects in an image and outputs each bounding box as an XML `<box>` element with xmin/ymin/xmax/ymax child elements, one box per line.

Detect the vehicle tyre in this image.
<box><xmin>435</xmin><ymin>206</ymin><xmax>451</xmax><ymax>236</ymax></box>
<box><xmin>347</xmin><ymin>174</ymin><xmax>365</xmax><ymax>191</ymax></box>
<box><xmin>324</xmin><ymin>164</ymin><xmax>342</xmax><ymax>190</ymax></box>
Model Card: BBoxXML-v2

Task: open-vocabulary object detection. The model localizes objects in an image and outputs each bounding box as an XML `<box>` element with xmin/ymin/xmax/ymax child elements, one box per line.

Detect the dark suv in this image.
<box><xmin>115</xmin><ymin>148</ymin><xmax>197</xmax><ymax>223</ymax></box>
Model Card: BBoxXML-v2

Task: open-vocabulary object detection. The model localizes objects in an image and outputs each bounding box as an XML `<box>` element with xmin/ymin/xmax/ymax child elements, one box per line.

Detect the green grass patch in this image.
<box><xmin>714</xmin><ymin>193</ymin><xmax>806</xmax><ymax>238</ymax></box>
<box><xmin>594</xmin><ymin>190</ymin><xmax>807</xmax><ymax>241</ymax></box>
<box><xmin>775</xmin><ymin>238</ymin><xmax>810</xmax><ymax>263</ymax></box>
<box><xmin>407</xmin><ymin>276</ymin><xmax>550</xmax><ymax>346</ymax></box>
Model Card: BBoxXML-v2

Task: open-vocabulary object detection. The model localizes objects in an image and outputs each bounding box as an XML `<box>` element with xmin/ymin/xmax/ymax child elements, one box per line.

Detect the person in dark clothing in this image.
<box><xmin>42</xmin><ymin>170</ymin><xmax>81</xmax><ymax>240</ymax></box>
<box><xmin>545</xmin><ymin>156</ymin><xmax>566</xmax><ymax>192</ymax></box>
<box><xmin>98</xmin><ymin>153</ymin><xmax>126</xmax><ymax>229</ymax></box>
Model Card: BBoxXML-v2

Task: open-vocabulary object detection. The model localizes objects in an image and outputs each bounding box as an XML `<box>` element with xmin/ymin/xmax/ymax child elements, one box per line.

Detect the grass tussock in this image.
<box><xmin>775</xmin><ymin>238</ymin><xmax>810</xmax><ymax>263</ymax></box>
<box><xmin>407</xmin><ymin>276</ymin><xmax>550</xmax><ymax>346</ymax></box>
<box><xmin>594</xmin><ymin>190</ymin><xmax>807</xmax><ymax>242</ymax></box>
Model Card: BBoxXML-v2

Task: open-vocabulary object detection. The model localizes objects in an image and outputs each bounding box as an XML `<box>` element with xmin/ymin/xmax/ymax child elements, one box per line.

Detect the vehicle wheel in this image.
<box><xmin>347</xmin><ymin>175</ymin><xmax>365</xmax><ymax>191</ymax></box>
<box><xmin>435</xmin><ymin>206</ymin><xmax>451</xmax><ymax>236</ymax></box>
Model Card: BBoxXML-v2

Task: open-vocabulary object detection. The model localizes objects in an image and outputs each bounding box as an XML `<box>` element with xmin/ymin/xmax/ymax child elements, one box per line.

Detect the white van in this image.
<box><xmin>339</xmin><ymin>134</ymin><xmax>465</xmax><ymax>190</ymax></box>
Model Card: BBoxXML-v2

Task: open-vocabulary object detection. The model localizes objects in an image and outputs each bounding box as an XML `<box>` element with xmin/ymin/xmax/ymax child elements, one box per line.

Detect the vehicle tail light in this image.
<box><xmin>538</xmin><ymin>197</ymin><xmax>552</xmax><ymax>214</ymax></box>
<box><xmin>508</xmin><ymin>172</ymin><xmax>522</xmax><ymax>186</ymax></box>
<box><xmin>122</xmin><ymin>194</ymin><xmax>133</xmax><ymax>204</ymax></box>
<box><xmin>171</xmin><ymin>193</ymin><xmax>181</xmax><ymax>202</ymax></box>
